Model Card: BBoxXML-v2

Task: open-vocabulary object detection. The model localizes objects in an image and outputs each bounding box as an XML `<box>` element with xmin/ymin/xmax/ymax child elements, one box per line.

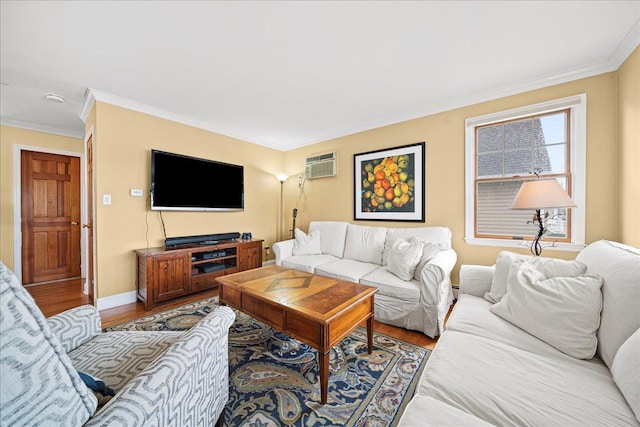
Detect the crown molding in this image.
<box><xmin>608</xmin><ymin>18</ymin><xmax>640</xmax><ymax>69</ymax></box>
<box><xmin>79</xmin><ymin>30</ymin><xmax>639</xmax><ymax>153</ymax></box>
<box><xmin>83</xmin><ymin>88</ymin><xmax>286</xmax><ymax>151</ymax></box>
<box><xmin>0</xmin><ymin>117</ymin><xmax>84</xmax><ymax>139</ymax></box>
<box><xmin>276</xmin><ymin>58</ymin><xmax>625</xmax><ymax>151</ymax></box>
<box><xmin>79</xmin><ymin>88</ymin><xmax>95</xmax><ymax>123</ymax></box>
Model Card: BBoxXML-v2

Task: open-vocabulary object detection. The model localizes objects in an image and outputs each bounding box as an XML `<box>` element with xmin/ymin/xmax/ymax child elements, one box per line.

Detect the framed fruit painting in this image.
<box><xmin>354</xmin><ymin>142</ymin><xmax>425</xmax><ymax>222</ymax></box>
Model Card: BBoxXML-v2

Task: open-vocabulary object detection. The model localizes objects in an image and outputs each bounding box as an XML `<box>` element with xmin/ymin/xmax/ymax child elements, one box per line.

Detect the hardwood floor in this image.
<box><xmin>25</xmin><ymin>278</ymin><xmax>91</xmax><ymax>318</ymax></box>
<box><xmin>29</xmin><ymin>278</ymin><xmax>440</xmax><ymax>350</ymax></box>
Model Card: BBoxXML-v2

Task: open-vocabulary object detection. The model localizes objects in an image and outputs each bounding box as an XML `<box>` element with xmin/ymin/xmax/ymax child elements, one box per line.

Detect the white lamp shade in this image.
<box><xmin>275</xmin><ymin>173</ymin><xmax>289</xmax><ymax>182</ymax></box>
<box><xmin>511</xmin><ymin>179</ymin><xmax>576</xmax><ymax>210</ymax></box>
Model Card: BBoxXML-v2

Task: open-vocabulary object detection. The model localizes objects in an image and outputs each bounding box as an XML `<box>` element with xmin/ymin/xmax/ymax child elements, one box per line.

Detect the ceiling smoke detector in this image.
<box><xmin>45</xmin><ymin>93</ymin><xmax>65</xmax><ymax>103</ymax></box>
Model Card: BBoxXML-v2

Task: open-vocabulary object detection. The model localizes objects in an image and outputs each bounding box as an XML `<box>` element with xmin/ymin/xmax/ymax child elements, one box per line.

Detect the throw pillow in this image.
<box><xmin>484</xmin><ymin>251</ymin><xmax>587</xmax><ymax>303</ymax></box>
<box><xmin>413</xmin><ymin>241</ymin><xmax>442</xmax><ymax>281</ymax></box>
<box><xmin>292</xmin><ymin>228</ymin><xmax>322</xmax><ymax>256</ymax></box>
<box><xmin>387</xmin><ymin>238</ymin><xmax>425</xmax><ymax>281</ymax></box>
<box><xmin>490</xmin><ymin>260</ymin><xmax>603</xmax><ymax>359</ymax></box>
<box><xmin>611</xmin><ymin>328</ymin><xmax>640</xmax><ymax>422</ymax></box>
<box><xmin>78</xmin><ymin>371</ymin><xmax>115</xmax><ymax>410</ymax></box>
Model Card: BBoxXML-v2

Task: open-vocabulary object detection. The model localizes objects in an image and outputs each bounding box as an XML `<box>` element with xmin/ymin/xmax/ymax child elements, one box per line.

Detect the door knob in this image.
<box><xmin>82</xmin><ymin>224</ymin><xmax>92</xmax><ymax>229</ymax></box>
<box><xmin>71</xmin><ymin>221</ymin><xmax>79</xmax><ymax>225</ymax></box>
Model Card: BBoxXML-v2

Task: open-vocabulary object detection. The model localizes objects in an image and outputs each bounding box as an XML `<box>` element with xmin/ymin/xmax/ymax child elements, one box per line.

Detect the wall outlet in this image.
<box><xmin>130</xmin><ymin>189</ymin><xmax>144</xmax><ymax>197</ymax></box>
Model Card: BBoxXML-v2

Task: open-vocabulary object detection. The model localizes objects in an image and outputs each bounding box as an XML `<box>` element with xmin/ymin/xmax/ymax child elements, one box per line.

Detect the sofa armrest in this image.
<box><xmin>273</xmin><ymin>239</ymin><xmax>294</xmax><ymax>265</ymax></box>
<box><xmin>419</xmin><ymin>249</ymin><xmax>457</xmax><ymax>336</ymax></box>
<box><xmin>47</xmin><ymin>305</ymin><xmax>101</xmax><ymax>353</ymax></box>
<box><xmin>459</xmin><ymin>264</ymin><xmax>495</xmax><ymax>297</ymax></box>
<box><xmin>86</xmin><ymin>306</ymin><xmax>236</xmax><ymax>426</ymax></box>
<box><xmin>420</xmin><ymin>249</ymin><xmax>457</xmax><ymax>285</ymax></box>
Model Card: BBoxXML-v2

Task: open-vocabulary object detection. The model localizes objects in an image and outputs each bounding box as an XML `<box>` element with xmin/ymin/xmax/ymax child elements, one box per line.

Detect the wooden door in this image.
<box><xmin>153</xmin><ymin>253</ymin><xmax>190</xmax><ymax>301</ymax></box>
<box><xmin>85</xmin><ymin>135</ymin><xmax>95</xmax><ymax>302</ymax></box>
<box><xmin>21</xmin><ymin>151</ymin><xmax>81</xmax><ymax>284</ymax></box>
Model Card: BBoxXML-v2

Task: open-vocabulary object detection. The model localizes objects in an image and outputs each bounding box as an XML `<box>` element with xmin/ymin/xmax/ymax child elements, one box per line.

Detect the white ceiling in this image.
<box><xmin>1</xmin><ymin>1</ymin><xmax>638</xmax><ymax>151</ymax></box>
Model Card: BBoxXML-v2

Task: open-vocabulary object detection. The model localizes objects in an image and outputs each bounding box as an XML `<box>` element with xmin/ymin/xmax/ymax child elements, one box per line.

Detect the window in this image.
<box><xmin>465</xmin><ymin>95</ymin><xmax>586</xmax><ymax>252</ymax></box>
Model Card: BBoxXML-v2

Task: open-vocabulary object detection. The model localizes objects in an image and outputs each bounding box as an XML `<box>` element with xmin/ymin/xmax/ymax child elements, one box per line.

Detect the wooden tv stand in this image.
<box><xmin>135</xmin><ymin>238</ymin><xmax>263</xmax><ymax>309</ymax></box>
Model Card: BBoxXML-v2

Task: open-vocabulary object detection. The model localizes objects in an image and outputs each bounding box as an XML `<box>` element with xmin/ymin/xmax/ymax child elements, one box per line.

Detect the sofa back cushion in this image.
<box><xmin>0</xmin><ymin>262</ymin><xmax>97</xmax><ymax>425</ymax></box>
<box><xmin>576</xmin><ymin>240</ymin><xmax>640</xmax><ymax>369</ymax></box>
<box><xmin>382</xmin><ymin>226</ymin><xmax>452</xmax><ymax>265</ymax></box>
<box><xmin>343</xmin><ymin>224</ymin><xmax>387</xmax><ymax>264</ymax></box>
<box><xmin>309</xmin><ymin>221</ymin><xmax>349</xmax><ymax>258</ymax></box>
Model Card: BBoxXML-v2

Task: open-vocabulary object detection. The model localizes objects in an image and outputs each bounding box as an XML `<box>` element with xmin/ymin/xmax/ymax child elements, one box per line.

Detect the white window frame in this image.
<box><xmin>465</xmin><ymin>94</ymin><xmax>586</xmax><ymax>252</ymax></box>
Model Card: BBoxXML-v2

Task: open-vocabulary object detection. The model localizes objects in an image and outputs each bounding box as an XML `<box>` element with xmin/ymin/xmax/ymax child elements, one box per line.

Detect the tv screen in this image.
<box><xmin>151</xmin><ymin>150</ymin><xmax>244</xmax><ymax>211</ymax></box>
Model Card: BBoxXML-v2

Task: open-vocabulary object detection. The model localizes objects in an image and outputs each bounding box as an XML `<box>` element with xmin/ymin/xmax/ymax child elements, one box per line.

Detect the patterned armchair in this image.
<box><xmin>0</xmin><ymin>262</ymin><xmax>235</xmax><ymax>426</ymax></box>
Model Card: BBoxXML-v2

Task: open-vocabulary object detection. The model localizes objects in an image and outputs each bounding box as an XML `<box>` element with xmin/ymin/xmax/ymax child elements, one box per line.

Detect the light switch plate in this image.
<box><xmin>103</xmin><ymin>194</ymin><xmax>112</xmax><ymax>205</ymax></box>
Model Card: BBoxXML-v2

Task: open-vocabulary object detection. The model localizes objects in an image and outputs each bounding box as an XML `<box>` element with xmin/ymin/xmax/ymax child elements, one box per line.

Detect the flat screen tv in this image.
<box><xmin>151</xmin><ymin>149</ymin><xmax>244</xmax><ymax>211</ymax></box>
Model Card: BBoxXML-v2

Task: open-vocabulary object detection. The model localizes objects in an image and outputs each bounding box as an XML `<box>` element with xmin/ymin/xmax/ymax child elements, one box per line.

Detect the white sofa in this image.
<box><xmin>273</xmin><ymin>221</ymin><xmax>457</xmax><ymax>338</ymax></box>
<box><xmin>399</xmin><ymin>240</ymin><xmax>640</xmax><ymax>426</ymax></box>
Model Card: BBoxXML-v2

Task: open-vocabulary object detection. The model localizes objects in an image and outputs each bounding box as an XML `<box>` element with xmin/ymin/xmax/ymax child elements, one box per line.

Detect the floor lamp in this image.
<box><xmin>511</xmin><ymin>178</ymin><xmax>576</xmax><ymax>256</ymax></box>
<box><xmin>276</xmin><ymin>173</ymin><xmax>288</xmax><ymax>241</ymax></box>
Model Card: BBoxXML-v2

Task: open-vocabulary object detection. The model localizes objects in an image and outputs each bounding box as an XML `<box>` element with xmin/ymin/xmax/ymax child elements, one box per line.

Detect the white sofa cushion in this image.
<box><xmin>447</xmin><ymin>295</ymin><xmax>606</xmax><ymax>364</ymax></box>
<box><xmin>386</xmin><ymin>238</ymin><xmax>424</xmax><ymax>281</ymax></box>
<box><xmin>309</xmin><ymin>221</ymin><xmax>348</xmax><ymax>258</ymax></box>
<box><xmin>382</xmin><ymin>226</ymin><xmax>452</xmax><ymax>265</ymax></box>
<box><xmin>417</xmin><ymin>330</ymin><xmax>638</xmax><ymax>427</ymax></box>
<box><xmin>490</xmin><ymin>260</ymin><xmax>603</xmax><ymax>359</ymax></box>
<box><xmin>484</xmin><ymin>250</ymin><xmax>587</xmax><ymax>304</ymax></box>
<box><xmin>292</xmin><ymin>228</ymin><xmax>322</xmax><ymax>256</ymax></box>
<box><xmin>282</xmin><ymin>254</ymin><xmax>339</xmax><ymax>274</ymax></box>
<box><xmin>577</xmin><ymin>240</ymin><xmax>640</xmax><ymax>369</ymax></box>
<box><xmin>343</xmin><ymin>224</ymin><xmax>386</xmax><ymax>264</ymax></box>
<box><xmin>314</xmin><ymin>259</ymin><xmax>380</xmax><ymax>283</ymax></box>
<box><xmin>612</xmin><ymin>328</ymin><xmax>640</xmax><ymax>422</ymax></box>
<box><xmin>398</xmin><ymin>395</ymin><xmax>493</xmax><ymax>427</ymax></box>
<box><xmin>360</xmin><ymin>268</ymin><xmax>421</xmax><ymax>301</ymax></box>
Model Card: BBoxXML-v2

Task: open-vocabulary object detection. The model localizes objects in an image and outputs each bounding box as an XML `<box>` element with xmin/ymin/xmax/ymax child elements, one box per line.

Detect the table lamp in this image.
<box><xmin>511</xmin><ymin>179</ymin><xmax>576</xmax><ymax>256</ymax></box>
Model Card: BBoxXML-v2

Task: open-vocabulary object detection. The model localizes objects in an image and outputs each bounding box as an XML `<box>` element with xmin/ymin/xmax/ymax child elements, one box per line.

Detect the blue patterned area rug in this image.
<box><xmin>106</xmin><ymin>296</ymin><xmax>430</xmax><ymax>426</ymax></box>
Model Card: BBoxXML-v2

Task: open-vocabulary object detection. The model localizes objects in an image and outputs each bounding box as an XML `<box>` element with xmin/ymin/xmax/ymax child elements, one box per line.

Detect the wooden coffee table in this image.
<box><xmin>216</xmin><ymin>265</ymin><xmax>377</xmax><ymax>404</ymax></box>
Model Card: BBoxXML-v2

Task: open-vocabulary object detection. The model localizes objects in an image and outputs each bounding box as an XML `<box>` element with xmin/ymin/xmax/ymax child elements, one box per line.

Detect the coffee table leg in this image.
<box><xmin>367</xmin><ymin>316</ymin><xmax>374</xmax><ymax>354</ymax></box>
<box><xmin>319</xmin><ymin>350</ymin><xmax>329</xmax><ymax>404</ymax></box>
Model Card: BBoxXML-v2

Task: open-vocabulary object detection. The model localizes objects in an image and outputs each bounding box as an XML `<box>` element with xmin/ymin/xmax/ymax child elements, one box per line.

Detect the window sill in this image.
<box><xmin>464</xmin><ymin>237</ymin><xmax>585</xmax><ymax>253</ymax></box>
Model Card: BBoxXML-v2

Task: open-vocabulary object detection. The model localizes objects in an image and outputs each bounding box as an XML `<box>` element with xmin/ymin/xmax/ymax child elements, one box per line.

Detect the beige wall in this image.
<box><xmin>284</xmin><ymin>72</ymin><xmax>621</xmax><ymax>283</ymax></box>
<box><xmin>0</xmin><ymin>126</ymin><xmax>84</xmax><ymax>271</ymax></box>
<box><xmin>91</xmin><ymin>103</ymin><xmax>284</xmax><ymax>298</ymax></box>
<box><xmin>617</xmin><ymin>46</ymin><xmax>640</xmax><ymax>247</ymax></box>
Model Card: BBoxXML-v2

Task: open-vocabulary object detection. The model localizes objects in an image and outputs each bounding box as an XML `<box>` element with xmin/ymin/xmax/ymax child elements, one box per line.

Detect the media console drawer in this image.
<box><xmin>135</xmin><ymin>239</ymin><xmax>263</xmax><ymax>310</ymax></box>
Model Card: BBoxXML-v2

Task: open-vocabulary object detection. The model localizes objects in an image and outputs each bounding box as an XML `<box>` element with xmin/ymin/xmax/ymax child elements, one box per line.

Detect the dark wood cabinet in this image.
<box><xmin>136</xmin><ymin>239</ymin><xmax>263</xmax><ymax>309</ymax></box>
<box><xmin>238</xmin><ymin>240</ymin><xmax>262</xmax><ymax>271</ymax></box>
<box><xmin>153</xmin><ymin>253</ymin><xmax>190</xmax><ymax>302</ymax></box>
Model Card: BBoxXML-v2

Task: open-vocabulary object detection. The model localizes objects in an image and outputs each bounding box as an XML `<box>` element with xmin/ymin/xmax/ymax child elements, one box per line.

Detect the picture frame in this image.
<box><xmin>354</xmin><ymin>142</ymin><xmax>425</xmax><ymax>222</ymax></box>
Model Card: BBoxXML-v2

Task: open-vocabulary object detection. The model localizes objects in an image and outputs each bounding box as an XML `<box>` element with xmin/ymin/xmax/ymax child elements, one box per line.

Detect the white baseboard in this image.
<box><xmin>97</xmin><ymin>291</ymin><xmax>137</xmax><ymax>311</ymax></box>
<box><xmin>97</xmin><ymin>264</ymin><xmax>276</xmax><ymax>311</ymax></box>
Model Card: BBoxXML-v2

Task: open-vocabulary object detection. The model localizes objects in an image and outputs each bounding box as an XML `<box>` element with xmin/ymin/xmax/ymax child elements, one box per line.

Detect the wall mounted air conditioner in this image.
<box><xmin>305</xmin><ymin>152</ymin><xmax>337</xmax><ymax>179</ymax></box>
